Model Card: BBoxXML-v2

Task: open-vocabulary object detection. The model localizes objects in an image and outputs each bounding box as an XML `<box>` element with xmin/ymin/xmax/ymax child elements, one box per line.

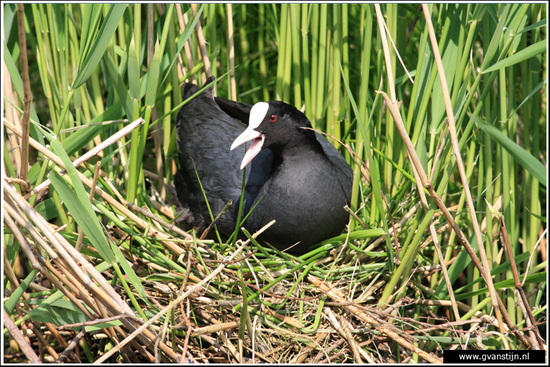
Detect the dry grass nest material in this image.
<box><xmin>5</xmin><ymin>179</ymin><xmax>504</xmax><ymax>363</ymax></box>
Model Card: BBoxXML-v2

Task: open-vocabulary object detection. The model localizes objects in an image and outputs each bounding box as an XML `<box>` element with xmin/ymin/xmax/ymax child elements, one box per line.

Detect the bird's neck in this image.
<box><xmin>271</xmin><ymin>140</ymin><xmax>326</xmax><ymax>170</ymax></box>
<box><xmin>271</xmin><ymin>129</ymin><xmax>322</xmax><ymax>155</ymax></box>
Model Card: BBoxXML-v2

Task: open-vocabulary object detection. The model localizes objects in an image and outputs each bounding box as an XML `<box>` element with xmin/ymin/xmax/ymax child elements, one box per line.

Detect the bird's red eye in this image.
<box><xmin>269</xmin><ymin>114</ymin><xmax>277</xmax><ymax>122</ymax></box>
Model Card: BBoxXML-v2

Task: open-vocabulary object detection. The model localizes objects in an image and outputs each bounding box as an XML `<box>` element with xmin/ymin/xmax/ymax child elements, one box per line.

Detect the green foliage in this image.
<box><xmin>28</xmin><ymin>297</ymin><xmax>90</xmax><ymax>326</ymax></box>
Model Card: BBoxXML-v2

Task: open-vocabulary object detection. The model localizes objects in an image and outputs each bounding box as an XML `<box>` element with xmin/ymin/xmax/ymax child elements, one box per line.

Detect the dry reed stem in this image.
<box><xmin>3</xmin><ymin>63</ymin><xmax>21</xmax><ymax>170</ymax></box>
<box><xmin>226</xmin><ymin>4</ymin><xmax>237</xmax><ymax>100</ymax></box>
<box><xmin>291</xmin><ymin>332</ymin><xmax>330</xmax><ymax>363</ymax></box>
<box><xmin>374</xmin><ymin>3</ymin><xmax>460</xmax><ymax>323</ymax></box>
<box><xmin>26</xmin><ymin>117</ymin><xmax>145</xmax><ymax>197</ymax></box>
<box><xmin>177</xmin><ymin>4</ymin><xmax>196</xmax><ymax>83</ymax></box>
<box><xmin>6</xmin><ymin>185</ymin><xmax>129</xmax><ymax>315</ymax></box>
<box><xmin>190</xmin><ymin>4</ymin><xmax>212</xmax><ymax>85</ymax></box>
<box><xmin>0</xmin><ymin>227</ymin><xmax>65</xmax><ymax>361</ymax></box>
<box><xmin>56</xmin><ymin>329</ymin><xmax>86</xmax><ymax>363</ymax></box>
<box><xmin>324</xmin><ymin>307</ymin><xmax>365</xmax><ymax>363</ymax></box>
<box><xmin>3</xmin><ymin>308</ymin><xmax>41</xmax><ymax>363</ymax></box>
<box><xmin>125</xmin><ymin>201</ymin><xmax>192</xmax><ymax>239</ymax></box>
<box><xmin>191</xmin><ymin>321</ymin><xmax>240</xmax><ymax>336</ymax></box>
<box><xmin>309</xmin><ymin>275</ymin><xmax>443</xmax><ymax>363</ymax></box>
<box><xmin>421</xmin><ymin>3</ymin><xmax>504</xmax><ymax>332</ymax></box>
<box><xmin>402</xmin><ymin>139</ymin><xmax>460</xmax><ymax>323</ymax></box>
<box><xmin>16</xmin><ymin>3</ymin><xmax>31</xmax><ymax>184</ymax></box>
<box><xmin>374</xmin><ymin>4</ymin><xmax>397</xmax><ymax>103</ymax></box>
<box><xmin>4</xmin><ymin>119</ymin><xmax>194</xmax><ymax>252</ymax></box>
<box><xmin>376</xmin><ymin>91</ymin><xmax>481</xmax><ymax>270</ymax></box>
<box><xmin>4</xmin><ymin>210</ymin><xmax>98</xmax><ymax>360</ymax></box>
<box><xmin>415</xmin><ymin>285</ymin><xmax>502</xmax><ymax>329</ymax></box>
<box><xmin>4</xmin><ymin>182</ymin><xmax>181</xmax><ymax>361</ymax></box>
<box><xmin>94</xmin><ymin>237</ymin><xmax>252</xmax><ymax>363</ymax></box>
<box><xmin>496</xmin><ymin>212</ymin><xmax>544</xmax><ymax>349</ymax></box>
<box><xmin>378</xmin><ymin>89</ymin><xmax>532</xmax><ymax>349</ymax></box>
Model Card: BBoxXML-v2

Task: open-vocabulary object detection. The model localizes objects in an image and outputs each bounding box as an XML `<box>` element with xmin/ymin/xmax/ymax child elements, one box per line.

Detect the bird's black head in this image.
<box><xmin>231</xmin><ymin>101</ymin><xmax>319</xmax><ymax>169</ymax></box>
<box><xmin>256</xmin><ymin>101</ymin><xmax>318</xmax><ymax>151</ymax></box>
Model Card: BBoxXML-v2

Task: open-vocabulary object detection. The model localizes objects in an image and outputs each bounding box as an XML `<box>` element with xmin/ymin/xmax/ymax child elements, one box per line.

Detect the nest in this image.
<box><xmin>6</xmin><ymin>173</ymin><xmax>489</xmax><ymax>363</ymax></box>
<box><xmin>3</xmin><ymin>117</ymin><xmax>543</xmax><ymax>363</ymax></box>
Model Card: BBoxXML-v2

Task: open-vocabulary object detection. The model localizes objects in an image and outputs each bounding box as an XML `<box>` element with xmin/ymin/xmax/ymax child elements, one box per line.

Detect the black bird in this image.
<box><xmin>175</xmin><ymin>77</ymin><xmax>353</xmax><ymax>254</ymax></box>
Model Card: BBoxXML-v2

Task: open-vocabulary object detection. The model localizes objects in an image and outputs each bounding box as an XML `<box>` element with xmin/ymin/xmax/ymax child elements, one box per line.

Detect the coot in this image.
<box><xmin>175</xmin><ymin>77</ymin><xmax>352</xmax><ymax>254</ymax></box>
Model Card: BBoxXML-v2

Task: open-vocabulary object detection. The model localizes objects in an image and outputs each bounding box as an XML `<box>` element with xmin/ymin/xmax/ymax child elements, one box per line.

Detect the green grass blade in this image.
<box><xmin>29</xmin><ymin>297</ymin><xmax>89</xmax><ymax>326</ymax></box>
<box><xmin>482</xmin><ymin>39</ymin><xmax>546</xmax><ymax>73</ymax></box>
<box><xmin>78</xmin><ymin>4</ymin><xmax>104</xmax><ymax>60</ymax></box>
<box><xmin>4</xmin><ymin>269</ymin><xmax>39</xmax><ymax>315</ymax></box>
<box><xmin>40</xmin><ymin>124</ymin><xmax>116</xmax><ymax>263</ymax></box>
<box><xmin>128</xmin><ymin>35</ymin><xmax>141</xmax><ymax>100</ymax></box>
<box><xmin>61</xmin><ymin>102</ymin><xmax>124</xmax><ymax>156</ymax></box>
<box><xmin>49</xmin><ymin>169</ymin><xmax>115</xmax><ymax>263</ymax></box>
<box><xmin>72</xmin><ymin>4</ymin><xmax>127</xmax><ymax>90</ymax></box>
<box><xmin>472</xmin><ymin>115</ymin><xmax>547</xmax><ymax>187</ymax></box>
<box><xmin>104</xmin><ymin>52</ymin><xmax>134</xmax><ymax>118</ymax></box>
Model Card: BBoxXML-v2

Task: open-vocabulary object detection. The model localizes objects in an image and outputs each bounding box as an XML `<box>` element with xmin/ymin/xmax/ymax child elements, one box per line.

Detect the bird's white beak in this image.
<box><xmin>230</xmin><ymin>102</ymin><xmax>269</xmax><ymax>169</ymax></box>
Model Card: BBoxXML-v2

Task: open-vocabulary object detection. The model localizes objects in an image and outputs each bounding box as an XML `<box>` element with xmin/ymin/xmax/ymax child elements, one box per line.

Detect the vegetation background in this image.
<box><xmin>3</xmin><ymin>2</ymin><xmax>547</xmax><ymax>363</ymax></box>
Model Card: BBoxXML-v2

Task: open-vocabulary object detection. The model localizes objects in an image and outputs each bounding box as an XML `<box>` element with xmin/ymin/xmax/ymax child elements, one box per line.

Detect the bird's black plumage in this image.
<box><xmin>175</xmin><ymin>77</ymin><xmax>353</xmax><ymax>254</ymax></box>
